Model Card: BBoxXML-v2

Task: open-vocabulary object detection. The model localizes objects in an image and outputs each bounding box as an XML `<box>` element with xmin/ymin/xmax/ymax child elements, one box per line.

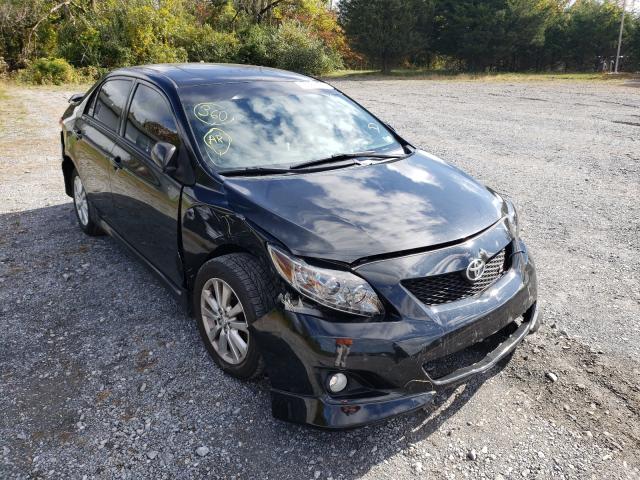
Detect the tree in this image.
<box><xmin>564</xmin><ymin>0</ymin><xmax>625</xmax><ymax>70</ymax></box>
<box><xmin>502</xmin><ymin>0</ymin><xmax>555</xmax><ymax>70</ymax></box>
<box><xmin>339</xmin><ymin>0</ymin><xmax>429</xmax><ymax>73</ymax></box>
<box><xmin>0</xmin><ymin>0</ymin><xmax>86</xmax><ymax>69</ymax></box>
<box><xmin>433</xmin><ymin>0</ymin><xmax>509</xmax><ymax>71</ymax></box>
<box><xmin>434</xmin><ymin>0</ymin><xmax>555</xmax><ymax>71</ymax></box>
<box><xmin>539</xmin><ymin>0</ymin><xmax>571</xmax><ymax>70</ymax></box>
<box><xmin>626</xmin><ymin>14</ymin><xmax>640</xmax><ymax>70</ymax></box>
<box><xmin>233</xmin><ymin>0</ymin><xmax>300</xmax><ymax>23</ymax></box>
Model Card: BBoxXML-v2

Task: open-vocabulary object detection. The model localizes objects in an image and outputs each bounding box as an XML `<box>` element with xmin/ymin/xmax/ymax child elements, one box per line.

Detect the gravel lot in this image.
<box><xmin>1</xmin><ymin>79</ymin><xmax>639</xmax><ymax>479</ymax></box>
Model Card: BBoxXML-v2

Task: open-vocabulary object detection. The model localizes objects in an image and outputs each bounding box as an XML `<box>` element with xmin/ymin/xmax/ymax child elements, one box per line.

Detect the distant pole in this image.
<box><xmin>614</xmin><ymin>0</ymin><xmax>626</xmax><ymax>73</ymax></box>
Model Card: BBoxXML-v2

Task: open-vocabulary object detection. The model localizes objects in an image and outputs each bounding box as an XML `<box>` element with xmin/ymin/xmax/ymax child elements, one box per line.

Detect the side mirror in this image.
<box><xmin>68</xmin><ymin>93</ymin><xmax>84</xmax><ymax>104</ymax></box>
<box><xmin>151</xmin><ymin>141</ymin><xmax>177</xmax><ymax>172</ymax></box>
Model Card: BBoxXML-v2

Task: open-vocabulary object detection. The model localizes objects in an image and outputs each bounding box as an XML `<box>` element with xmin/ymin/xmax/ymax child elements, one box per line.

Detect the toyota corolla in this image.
<box><xmin>60</xmin><ymin>63</ymin><xmax>540</xmax><ymax>429</ymax></box>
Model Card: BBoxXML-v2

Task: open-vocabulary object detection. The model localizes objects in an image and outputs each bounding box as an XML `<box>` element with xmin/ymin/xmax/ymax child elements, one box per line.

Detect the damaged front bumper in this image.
<box><xmin>252</xmin><ymin>236</ymin><xmax>539</xmax><ymax>429</ymax></box>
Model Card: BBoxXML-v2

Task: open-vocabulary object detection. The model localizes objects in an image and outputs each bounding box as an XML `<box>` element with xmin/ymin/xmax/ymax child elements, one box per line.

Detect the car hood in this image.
<box><xmin>224</xmin><ymin>150</ymin><xmax>505</xmax><ymax>264</ymax></box>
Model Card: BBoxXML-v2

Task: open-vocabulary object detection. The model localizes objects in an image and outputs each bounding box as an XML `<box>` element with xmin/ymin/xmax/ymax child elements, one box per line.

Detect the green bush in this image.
<box><xmin>237</xmin><ymin>21</ymin><xmax>342</xmax><ymax>75</ymax></box>
<box><xmin>178</xmin><ymin>25</ymin><xmax>240</xmax><ymax>63</ymax></box>
<box><xmin>2</xmin><ymin>0</ymin><xmax>347</xmax><ymax>80</ymax></box>
<box><xmin>237</xmin><ymin>25</ymin><xmax>275</xmax><ymax>67</ymax></box>
<box><xmin>270</xmin><ymin>21</ymin><xmax>342</xmax><ymax>75</ymax></box>
<box><xmin>20</xmin><ymin>57</ymin><xmax>76</xmax><ymax>85</ymax></box>
<box><xmin>76</xmin><ymin>66</ymin><xmax>108</xmax><ymax>83</ymax></box>
<box><xmin>14</xmin><ymin>58</ymin><xmax>104</xmax><ymax>85</ymax></box>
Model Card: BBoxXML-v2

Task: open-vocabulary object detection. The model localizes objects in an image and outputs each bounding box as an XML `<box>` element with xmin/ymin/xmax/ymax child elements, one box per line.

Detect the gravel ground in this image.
<box><xmin>0</xmin><ymin>80</ymin><xmax>639</xmax><ymax>479</ymax></box>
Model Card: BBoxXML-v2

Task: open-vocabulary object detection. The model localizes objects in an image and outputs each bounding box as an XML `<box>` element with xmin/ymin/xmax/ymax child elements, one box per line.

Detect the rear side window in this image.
<box><xmin>125</xmin><ymin>84</ymin><xmax>180</xmax><ymax>163</ymax></box>
<box><xmin>92</xmin><ymin>79</ymin><xmax>132</xmax><ymax>132</ymax></box>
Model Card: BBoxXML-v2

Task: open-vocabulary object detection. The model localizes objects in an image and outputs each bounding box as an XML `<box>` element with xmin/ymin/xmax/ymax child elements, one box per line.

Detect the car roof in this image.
<box><xmin>109</xmin><ymin>63</ymin><xmax>313</xmax><ymax>88</ymax></box>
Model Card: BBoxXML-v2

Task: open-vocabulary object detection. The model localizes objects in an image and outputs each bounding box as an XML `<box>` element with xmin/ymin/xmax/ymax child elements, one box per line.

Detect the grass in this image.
<box><xmin>324</xmin><ymin>69</ymin><xmax>637</xmax><ymax>82</ymax></box>
<box><xmin>1</xmin><ymin>69</ymin><xmax>634</xmax><ymax>93</ymax></box>
<box><xmin>0</xmin><ymin>81</ymin><xmax>8</xmax><ymax>101</ymax></box>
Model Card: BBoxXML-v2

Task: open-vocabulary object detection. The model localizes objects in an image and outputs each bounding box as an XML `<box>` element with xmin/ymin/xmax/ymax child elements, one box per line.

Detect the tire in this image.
<box><xmin>194</xmin><ymin>253</ymin><xmax>278</xmax><ymax>379</ymax></box>
<box><xmin>71</xmin><ymin>169</ymin><xmax>102</xmax><ymax>236</ymax></box>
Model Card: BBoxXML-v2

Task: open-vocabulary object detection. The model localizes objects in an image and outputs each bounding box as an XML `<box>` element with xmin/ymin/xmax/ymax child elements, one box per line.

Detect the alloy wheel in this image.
<box><xmin>73</xmin><ymin>175</ymin><xmax>89</xmax><ymax>226</ymax></box>
<box><xmin>200</xmin><ymin>278</ymin><xmax>249</xmax><ymax>365</ymax></box>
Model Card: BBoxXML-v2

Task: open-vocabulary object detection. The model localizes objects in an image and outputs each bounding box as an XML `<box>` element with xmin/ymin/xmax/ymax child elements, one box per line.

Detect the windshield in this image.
<box><xmin>180</xmin><ymin>81</ymin><xmax>402</xmax><ymax>170</ymax></box>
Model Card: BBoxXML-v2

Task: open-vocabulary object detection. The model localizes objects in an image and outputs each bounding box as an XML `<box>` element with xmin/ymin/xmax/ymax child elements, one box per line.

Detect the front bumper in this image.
<box><xmin>252</xmin><ymin>235</ymin><xmax>539</xmax><ymax>429</ymax></box>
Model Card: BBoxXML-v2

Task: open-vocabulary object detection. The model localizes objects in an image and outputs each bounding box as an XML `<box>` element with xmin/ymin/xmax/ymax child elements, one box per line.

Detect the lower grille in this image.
<box><xmin>423</xmin><ymin>319</ymin><xmax>520</xmax><ymax>379</ymax></box>
<box><xmin>402</xmin><ymin>249</ymin><xmax>508</xmax><ymax>306</ymax></box>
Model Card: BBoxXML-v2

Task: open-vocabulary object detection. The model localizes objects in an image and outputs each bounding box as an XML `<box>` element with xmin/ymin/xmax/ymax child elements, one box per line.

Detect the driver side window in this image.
<box><xmin>125</xmin><ymin>84</ymin><xmax>180</xmax><ymax>166</ymax></box>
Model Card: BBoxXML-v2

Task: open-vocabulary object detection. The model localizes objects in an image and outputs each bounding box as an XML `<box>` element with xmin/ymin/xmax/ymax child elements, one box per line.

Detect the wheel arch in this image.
<box><xmin>61</xmin><ymin>145</ymin><xmax>76</xmax><ymax>198</ymax></box>
<box><xmin>186</xmin><ymin>243</ymin><xmax>255</xmax><ymax>299</ymax></box>
<box><xmin>206</xmin><ymin>243</ymin><xmax>253</xmax><ymax>262</ymax></box>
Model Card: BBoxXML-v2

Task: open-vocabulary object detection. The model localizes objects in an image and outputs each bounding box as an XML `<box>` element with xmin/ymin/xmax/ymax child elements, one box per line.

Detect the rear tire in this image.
<box><xmin>194</xmin><ymin>253</ymin><xmax>278</xmax><ymax>379</ymax></box>
<box><xmin>71</xmin><ymin>169</ymin><xmax>102</xmax><ymax>236</ymax></box>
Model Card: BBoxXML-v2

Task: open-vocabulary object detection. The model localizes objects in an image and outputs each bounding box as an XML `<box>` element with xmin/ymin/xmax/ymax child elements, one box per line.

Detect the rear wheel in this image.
<box><xmin>71</xmin><ymin>169</ymin><xmax>101</xmax><ymax>236</ymax></box>
<box><xmin>194</xmin><ymin>253</ymin><xmax>277</xmax><ymax>379</ymax></box>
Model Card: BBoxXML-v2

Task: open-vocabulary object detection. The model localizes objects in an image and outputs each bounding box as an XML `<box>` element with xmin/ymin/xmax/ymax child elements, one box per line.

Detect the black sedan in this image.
<box><xmin>60</xmin><ymin>63</ymin><xmax>540</xmax><ymax>429</ymax></box>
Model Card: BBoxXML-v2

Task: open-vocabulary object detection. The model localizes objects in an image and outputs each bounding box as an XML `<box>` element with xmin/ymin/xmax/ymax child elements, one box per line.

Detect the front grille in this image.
<box><xmin>402</xmin><ymin>249</ymin><xmax>508</xmax><ymax>306</ymax></box>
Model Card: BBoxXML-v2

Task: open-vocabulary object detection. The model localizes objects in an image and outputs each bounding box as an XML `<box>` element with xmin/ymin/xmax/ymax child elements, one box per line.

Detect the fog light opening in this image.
<box><xmin>328</xmin><ymin>373</ymin><xmax>348</xmax><ymax>393</ymax></box>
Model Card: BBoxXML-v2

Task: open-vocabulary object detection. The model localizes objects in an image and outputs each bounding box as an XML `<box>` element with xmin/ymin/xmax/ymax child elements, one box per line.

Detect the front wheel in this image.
<box><xmin>71</xmin><ymin>169</ymin><xmax>101</xmax><ymax>236</ymax></box>
<box><xmin>194</xmin><ymin>253</ymin><xmax>277</xmax><ymax>379</ymax></box>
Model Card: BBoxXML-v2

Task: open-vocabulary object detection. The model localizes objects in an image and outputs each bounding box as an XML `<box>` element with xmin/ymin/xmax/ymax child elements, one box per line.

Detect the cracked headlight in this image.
<box><xmin>505</xmin><ymin>199</ymin><xmax>519</xmax><ymax>238</ymax></box>
<box><xmin>267</xmin><ymin>244</ymin><xmax>383</xmax><ymax>316</ymax></box>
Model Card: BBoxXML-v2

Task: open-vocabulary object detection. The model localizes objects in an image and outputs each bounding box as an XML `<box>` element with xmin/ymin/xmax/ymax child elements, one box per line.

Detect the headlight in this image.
<box><xmin>505</xmin><ymin>199</ymin><xmax>519</xmax><ymax>238</ymax></box>
<box><xmin>267</xmin><ymin>244</ymin><xmax>383</xmax><ymax>316</ymax></box>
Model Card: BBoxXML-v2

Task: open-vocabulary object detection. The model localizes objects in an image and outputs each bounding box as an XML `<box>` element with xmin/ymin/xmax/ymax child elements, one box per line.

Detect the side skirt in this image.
<box><xmin>97</xmin><ymin>218</ymin><xmax>190</xmax><ymax>311</ymax></box>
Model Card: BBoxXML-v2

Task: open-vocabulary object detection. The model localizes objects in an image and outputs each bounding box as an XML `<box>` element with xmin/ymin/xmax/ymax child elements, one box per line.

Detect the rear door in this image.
<box><xmin>109</xmin><ymin>81</ymin><xmax>183</xmax><ymax>286</ymax></box>
<box><xmin>70</xmin><ymin>78</ymin><xmax>133</xmax><ymax>216</ymax></box>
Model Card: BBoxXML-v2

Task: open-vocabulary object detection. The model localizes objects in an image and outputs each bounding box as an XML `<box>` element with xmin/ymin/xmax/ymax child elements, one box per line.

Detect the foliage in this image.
<box><xmin>0</xmin><ymin>0</ymin><xmax>639</xmax><ymax>81</ymax></box>
<box><xmin>431</xmin><ymin>0</ymin><xmax>624</xmax><ymax>71</ymax></box>
<box><xmin>0</xmin><ymin>56</ymin><xmax>8</xmax><ymax>77</ymax></box>
<box><xmin>271</xmin><ymin>20</ymin><xmax>342</xmax><ymax>74</ymax></box>
<box><xmin>339</xmin><ymin>0</ymin><xmax>430</xmax><ymax>73</ymax></box>
<box><xmin>564</xmin><ymin>0</ymin><xmax>628</xmax><ymax>70</ymax></box>
<box><xmin>237</xmin><ymin>20</ymin><xmax>341</xmax><ymax>74</ymax></box>
<box><xmin>341</xmin><ymin>0</ymin><xmax>639</xmax><ymax>73</ymax></box>
<box><xmin>627</xmin><ymin>15</ymin><xmax>640</xmax><ymax>70</ymax></box>
<box><xmin>18</xmin><ymin>57</ymin><xmax>75</xmax><ymax>84</ymax></box>
<box><xmin>1</xmin><ymin>0</ymin><xmax>344</xmax><ymax>80</ymax></box>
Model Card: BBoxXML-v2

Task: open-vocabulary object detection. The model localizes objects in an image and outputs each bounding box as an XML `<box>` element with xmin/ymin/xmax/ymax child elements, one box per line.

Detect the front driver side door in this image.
<box><xmin>109</xmin><ymin>81</ymin><xmax>184</xmax><ymax>286</ymax></box>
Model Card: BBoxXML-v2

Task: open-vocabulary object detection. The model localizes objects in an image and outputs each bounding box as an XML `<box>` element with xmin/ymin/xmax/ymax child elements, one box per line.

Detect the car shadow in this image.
<box><xmin>0</xmin><ymin>202</ymin><xmax>513</xmax><ymax>479</ymax></box>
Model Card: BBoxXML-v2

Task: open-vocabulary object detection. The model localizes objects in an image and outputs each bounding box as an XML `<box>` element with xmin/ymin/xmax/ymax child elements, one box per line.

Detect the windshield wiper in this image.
<box><xmin>290</xmin><ymin>151</ymin><xmax>407</xmax><ymax>170</ymax></box>
<box><xmin>219</xmin><ymin>166</ymin><xmax>292</xmax><ymax>177</ymax></box>
<box><xmin>219</xmin><ymin>149</ymin><xmax>414</xmax><ymax>177</ymax></box>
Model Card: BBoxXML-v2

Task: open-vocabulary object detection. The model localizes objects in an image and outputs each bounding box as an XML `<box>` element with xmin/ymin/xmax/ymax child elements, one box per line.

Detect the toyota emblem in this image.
<box><xmin>465</xmin><ymin>258</ymin><xmax>486</xmax><ymax>282</ymax></box>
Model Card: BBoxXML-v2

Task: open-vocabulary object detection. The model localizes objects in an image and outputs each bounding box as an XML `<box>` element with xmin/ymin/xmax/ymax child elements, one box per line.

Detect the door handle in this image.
<box><xmin>72</xmin><ymin>128</ymin><xmax>83</xmax><ymax>139</ymax></box>
<box><xmin>111</xmin><ymin>156</ymin><xmax>122</xmax><ymax>170</ymax></box>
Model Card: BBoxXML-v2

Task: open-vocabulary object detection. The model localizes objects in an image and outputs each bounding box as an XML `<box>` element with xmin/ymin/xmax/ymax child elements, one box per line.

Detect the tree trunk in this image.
<box><xmin>381</xmin><ymin>56</ymin><xmax>391</xmax><ymax>74</ymax></box>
